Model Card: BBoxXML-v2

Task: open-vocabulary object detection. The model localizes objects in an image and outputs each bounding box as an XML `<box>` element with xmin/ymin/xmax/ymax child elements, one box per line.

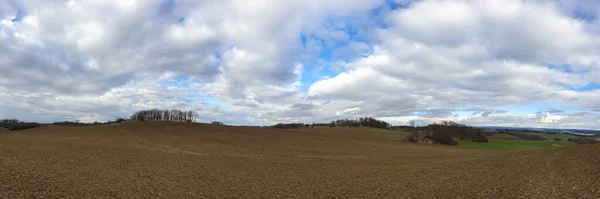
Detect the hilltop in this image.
<box><xmin>0</xmin><ymin>121</ymin><xmax>599</xmax><ymax>198</ymax></box>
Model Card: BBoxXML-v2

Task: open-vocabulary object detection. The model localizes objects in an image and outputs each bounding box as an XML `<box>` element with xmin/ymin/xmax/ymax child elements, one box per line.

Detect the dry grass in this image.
<box><xmin>1</xmin><ymin>121</ymin><xmax>599</xmax><ymax>198</ymax></box>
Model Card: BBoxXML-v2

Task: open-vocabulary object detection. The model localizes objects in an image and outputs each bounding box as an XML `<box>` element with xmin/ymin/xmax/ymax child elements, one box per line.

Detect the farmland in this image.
<box><xmin>458</xmin><ymin>139</ymin><xmax>575</xmax><ymax>150</ymax></box>
<box><xmin>1</xmin><ymin>121</ymin><xmax>599</xmax><ymax>198</ymax></box>
<box><xmin>524</xmin><ymin>132</ymin><xmax>580</xmax><ymax>140</ymax></box>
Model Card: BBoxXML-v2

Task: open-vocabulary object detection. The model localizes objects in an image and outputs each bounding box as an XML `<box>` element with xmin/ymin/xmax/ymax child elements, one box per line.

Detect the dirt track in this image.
<box><xmin>1</xmin><ymin>121</ymin><xmax>598</xmax><ymax>198</ymax></box>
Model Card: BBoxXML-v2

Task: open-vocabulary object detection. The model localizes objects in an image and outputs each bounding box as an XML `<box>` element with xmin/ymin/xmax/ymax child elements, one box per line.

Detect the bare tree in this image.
<box><xmin>130</xmin><ymin>109</ymin><xmax>198</xmax><ymax>123</ymax></box>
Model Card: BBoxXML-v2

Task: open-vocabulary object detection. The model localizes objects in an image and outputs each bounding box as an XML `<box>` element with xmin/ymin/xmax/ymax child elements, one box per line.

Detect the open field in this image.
<box><xmin>459</xmin><ymin>139</ymin><xmax>575</xmax><ymax>150</ymax></box>
<box><xmin>524</xmin><ymin>132</ymin><xmax>580</xmax><ymax>140</ymax></box>
<box><xmin>1</xmin><ymin>121</ymin><xmax>599</xmax><ymax>198</ymax></box>
<box><xmin>487</xmin><ymin>133</ymin><xmax>520</xmax><ymax>140</ymax></box>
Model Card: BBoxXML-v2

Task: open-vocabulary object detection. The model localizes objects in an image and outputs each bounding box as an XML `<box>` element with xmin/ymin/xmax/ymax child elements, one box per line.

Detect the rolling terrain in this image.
<box><xmin>1</xmin><ymin>121</ymin><xmax>599</xmax><ymax>198</ymax></box>
<box><xmin>459</xmin><ymin>139</ymin><xmax>575</xmax><ymax>150</ymax></box>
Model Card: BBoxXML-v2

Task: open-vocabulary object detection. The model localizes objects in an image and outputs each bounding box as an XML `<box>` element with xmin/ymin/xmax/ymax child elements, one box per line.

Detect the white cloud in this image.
<box><xmin>304</xmin><ymin>0</ymin><xmax>600</xmax><ymax>128</ymax></box>
<box><xmin>2</xmin><ymin>0</ymin><xmax>600</xmax><ymax>129</ymax></box>
<box><xmin>540</xmin><ymin>113</ymin><xmax>566</xmax><ymax>124</ymax></box>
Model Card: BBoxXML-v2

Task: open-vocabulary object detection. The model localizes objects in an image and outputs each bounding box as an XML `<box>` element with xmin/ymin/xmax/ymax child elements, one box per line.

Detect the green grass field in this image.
<box><xmin>459</xmin><ymin>139</ymin><xmax>575</xmax><ymax>150</ymax></box>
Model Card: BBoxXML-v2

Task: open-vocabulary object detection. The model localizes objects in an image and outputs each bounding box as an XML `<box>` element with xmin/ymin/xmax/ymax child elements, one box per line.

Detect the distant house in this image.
<box><xmin>211</xmin><ymin>121</ymin><xmax>225</xmax><ymax>125</ymax></box>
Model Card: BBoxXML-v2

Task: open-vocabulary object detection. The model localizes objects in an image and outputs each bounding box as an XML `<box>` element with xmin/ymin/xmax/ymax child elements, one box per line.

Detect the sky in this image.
<box><xmin>2</xmin><ymin>0</ymin><xmax>600</xmax><ymax>129</ymax></box>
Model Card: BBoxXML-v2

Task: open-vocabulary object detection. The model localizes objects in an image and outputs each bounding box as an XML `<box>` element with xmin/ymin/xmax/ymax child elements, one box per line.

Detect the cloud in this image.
<box><xmin>2</xmin><ymin>0</ymin><xmax>600</xmax><ymax>129</ymax></box>
<box><xmin>569</xmin><ymin>112</ymin><xmax>590</xmax><ymax>117</ymax></box>
<box><xmin>480</xmin><ymin>109</ymin><xmax>495</xmax><ymax>117</ymax></box>
<box><xmin>540</xmin><ymin>113</ymin><xmax>566</xmax><ymax>124</ymax></box>
<box><xmin>544</xmin><ymin>108</ymin><xmax>565</xmax><ymax>114</ymax></box>
<box><xmin>307</xmin><ymin>0</ymin><xmax>600</xmax><ymax>127</ymax></box>
<box><xmin>494</xmin><ymin>110</ymin><xmax>508</xmax><ymax>114</ymax></box>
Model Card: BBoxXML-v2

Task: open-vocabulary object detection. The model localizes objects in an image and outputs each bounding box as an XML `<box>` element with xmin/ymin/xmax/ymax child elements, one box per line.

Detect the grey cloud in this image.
<box><xmin>535</xmin><ymin>108</ymin><xmax>567</xmax><ymax>117</ymax></box>
<box><xmin>228</xmin><ymin>99</ymin><xmax>260</xmax><ymax>108</ymax></box>
<box><xmin>463</xmin><ymin>107</ymin><xmax>487</xmax><ymax>116</ymax></box>
<box><xmin>307</xmin><ymin>0</ymin><xmax>600</xmax><ymax>130</ymax></box>
<box><xmin>481</xmin><ymin>109</ymin><xmax>495</xmax><ymax>117</ymax></box>
<box><xmin>291</xmin><ymin>103</ymin><xmax>317</xmax><ymax>110</ymax></box>
<box><xmin>3</xmin><ymin>0</ymin><xmax>600</xmax><ymax>130</ymax></box>
<box><xmin>569</xmin><ymin>112</ymin><xmax>590</xmax><ymax>116</ymax></box>
<box><xmin>4</xmin><ymin>0</ymin><xmax>387</xmax><ymax>97</ymax></box>
<box><xmin>464</xmin><ymin>108</ymin><xmax>500</xmax><ymax>117</ymax></box>
<box><xmin>545</xmin><ymin>108</ymin><xmax>565</xmax><ymax>114</ymax></box>
<box><xmin>414</xmin><ymin>108</ymin><xmax>455</xmax><ymax>118</ymax></box>
<box><xmin>1</xmin><ymin>1</ymin><xmax>223</xmax><ymax>95</ymax></box>
<box><xmin>557</xmin><ymin>0</ymin><xmax>600</xmax><ymax>20</ymax></box>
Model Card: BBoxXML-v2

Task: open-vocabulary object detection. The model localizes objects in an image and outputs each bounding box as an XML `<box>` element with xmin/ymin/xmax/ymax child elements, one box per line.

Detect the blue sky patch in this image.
<box><xmin>576</xmin><ymin>83</ymin><xmax>600</xmax><ymax>92</ymax></box>
<box><xmin>11</xmin><ymin>10</ymin><xmax>25</xmax><ymax>22</ymax></box>
<box><xmin>159</xmin><ymin>0</ymin><xmax>175</xmax><ymax>14</ymax></box>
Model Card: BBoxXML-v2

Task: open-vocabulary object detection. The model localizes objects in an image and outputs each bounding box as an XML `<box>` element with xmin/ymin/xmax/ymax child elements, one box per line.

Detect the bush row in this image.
<box><xmin>568</xmin><ymin>138</ymin><xmax>600</xmax><ymax>144</ymax></box>
<box><xmin>0</xmin><ymin>119</ymin><xmax>41</xmax><ymax>131</ymax></box>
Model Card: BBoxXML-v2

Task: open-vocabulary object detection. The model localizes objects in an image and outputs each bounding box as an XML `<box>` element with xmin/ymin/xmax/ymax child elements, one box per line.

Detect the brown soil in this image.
<box><xmin>0</xmin><ymin>121</ymin><xmax>598</xmax><ymax>198</ymax></box>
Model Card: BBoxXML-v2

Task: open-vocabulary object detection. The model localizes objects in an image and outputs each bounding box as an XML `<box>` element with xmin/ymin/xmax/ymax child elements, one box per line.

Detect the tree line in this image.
<box><xmin>406</xmin><ymin>120</ymin><xmax>488</xmax><ymax>145</ymax></box>
<box><xmin>272</xmin><ymin>123</ymin><xmax>312</xmax><ymax>129</ymax></box>
<box><xmin>53</xmin><ymin>118</ymin><xmax>126</xmax><ymax>127</ymax></box>
<box><xmin>130</xmin><ymin>109</ymin><xmax>197</xmax><ymax>122</ymax></box>
<box><xmin>0</xmin><ymin>119</ymin><xmax>41</xmax><ymax>131</ymax></box>
<box><xmin>329</xmin><ymin>117</ymin><xmax>391</xmax><ymax>129</ymax></box>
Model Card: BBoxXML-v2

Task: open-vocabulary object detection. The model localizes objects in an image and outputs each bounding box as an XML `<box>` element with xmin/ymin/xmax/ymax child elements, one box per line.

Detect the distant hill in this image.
<box><xmin>476</xmin><ymin>126</ymin><xmax>600</xmax><ymax>134</ymax></box>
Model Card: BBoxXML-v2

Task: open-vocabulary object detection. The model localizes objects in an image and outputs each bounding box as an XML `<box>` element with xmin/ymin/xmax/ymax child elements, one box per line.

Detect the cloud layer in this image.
<box><xmin>2</xmin><ymin>0</ymin><xmax>600</xmax><ymax>129</ymax></box>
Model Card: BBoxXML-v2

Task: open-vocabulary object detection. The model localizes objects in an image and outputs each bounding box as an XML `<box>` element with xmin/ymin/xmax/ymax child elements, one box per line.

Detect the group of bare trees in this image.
<box><xmin>414</xmin><ymin>120</ymin><xmax>488</xmax><ymax>144</ymax></box>
<box><xmin>273</xmin><ymin>123</ymin><xmax>312</xmax><ymax>129</ymax></box>
<box><xmin>53</xmin><ymin>118</ymin><xmax>126</xmax><ymax>127</ymax></box>
<box><xmin>329</xmin><ymin>117</ymin><xmax>391</xmax><ymax>129</ymax></box>
<box><xmin>130</xmin><ymin>109</ymin><xmax>197</xmax><ymax>122</ymax></box>
<box><xmin>0</xmin><ymin>119</ymin><xmax>41</xmax><ymax>131</ymax></box>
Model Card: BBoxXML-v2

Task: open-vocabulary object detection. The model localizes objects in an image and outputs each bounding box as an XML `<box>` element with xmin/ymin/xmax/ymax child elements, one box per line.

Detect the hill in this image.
<box><xmin>525</xmin><ymin>132</ymin><xmax>580</xmax><ymax>140</ymax></box>
<box><xmin>459</xmin><ymin>139</ymin><xmax>575</xmax><ymax>150</ymax></box>
<box><xmin>0</xmin><ymin>121</ymin><xmax>599</xmax><ymax>198</ymax></box>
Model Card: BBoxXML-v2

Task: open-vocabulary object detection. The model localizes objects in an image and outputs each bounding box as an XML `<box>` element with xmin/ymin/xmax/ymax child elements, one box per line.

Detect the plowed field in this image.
<box><xmin>1</xmin><ymin>121</ymin><xmax>598</xmax><ymax>198</ymax></box>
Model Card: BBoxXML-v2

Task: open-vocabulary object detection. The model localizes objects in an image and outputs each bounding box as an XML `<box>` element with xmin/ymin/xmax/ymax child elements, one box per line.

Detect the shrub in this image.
<box><xmin>426</xmin><ymin>128</ymin><xmax>458</xmax><ymax>145</ymax></box>
<box><xmin>429</xmin><ymin>132</ymin><xmax>458</xmax><ymax>145</ymax></box>
<box><xmin>405</xmin><ymin>133</ymin><xmax>418</xmax><ymax>143</ymax></box>
<box><xmin>415</xmin><ymin>121</ymin><xmax>487</xmax><ymax>143</ymax></box>
<box><xmin>569</xmin><ymin>138</ymin><xmax>600</xmax><ymax>145</ymax></box>
<box><xmin>6</xmin><ymin>123</ymin><xmax>41</xmax><ymax>131</ymax></box>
